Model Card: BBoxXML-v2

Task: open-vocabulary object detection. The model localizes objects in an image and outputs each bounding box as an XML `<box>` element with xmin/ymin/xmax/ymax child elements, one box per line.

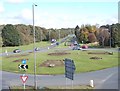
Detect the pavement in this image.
<box><xmin>0</xmin><ymin>67</ymin><xmax>119</xmax><ymax>90</ymax></box>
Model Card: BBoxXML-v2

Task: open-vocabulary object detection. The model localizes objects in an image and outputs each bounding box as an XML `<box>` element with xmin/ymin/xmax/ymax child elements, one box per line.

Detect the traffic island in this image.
<box><xmin>40</xmin><ymin>60</ymin><xmax>64</xmax><ymax>67</ymax></box>
<box><xmin>90</xmin><ymin>56</ymin><xmax>102</xmax><ymax>60</ymax></box>
<box><xmin>88</xmin><ymin>51</ymin><xmax>113</xmax><ymax>55</ymax></box>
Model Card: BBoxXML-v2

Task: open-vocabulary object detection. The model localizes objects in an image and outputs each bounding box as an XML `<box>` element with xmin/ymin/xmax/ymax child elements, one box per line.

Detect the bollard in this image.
<box><xmin>5</xmin><ymin>50</ymin><xmax>8</xmax><ymax>56</ymax></box>
<box><xmin>90</xmin><ymin>80</ymin><xmax>94</xmax><ymax>87</ymax></box>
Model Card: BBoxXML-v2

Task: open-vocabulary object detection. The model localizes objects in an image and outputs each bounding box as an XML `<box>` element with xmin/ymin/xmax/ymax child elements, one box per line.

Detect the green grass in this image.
<box><xmin>2</xmin><ymin>48</ymin><xmax>118</xmax><ymax>75</ymax></box>
<box><xmin>1</xmin><ymin>41</ymin><xmax>51</xmax><ymax>53</ymax></box>
<box><xmin>48</xmin><ymin>85</ymin><xmax>93</xmax><ymax>89</ymax></box>
<box><xmin>10</xmin><ymin>85</ymin><xmax>93</xmax><ymax>90</ymax></box>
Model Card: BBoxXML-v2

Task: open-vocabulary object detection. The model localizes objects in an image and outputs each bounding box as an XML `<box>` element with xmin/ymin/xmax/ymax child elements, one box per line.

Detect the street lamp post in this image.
<box><xmin>59</xmin><ymin>29</ymin><xmax>60</xmax><ymax>42</ymax></box>
<box><xmin>49</xmin><ymin>30</ymin><xmax>51</xmax><ymax>42</ymax></box>
<box><xmin>32</xmin><ymin>4</ymin><xmax>37</xmax><ymax>90</ymax></box>
<box><xmin>109</xmin><ymin>26</ymin><xmax>111</xmax><ymax>48</ymax></box>
<box><xmin>41</xmin><ymin>30</ymin><xmax>42</xmax><ymax>42</ymax></box>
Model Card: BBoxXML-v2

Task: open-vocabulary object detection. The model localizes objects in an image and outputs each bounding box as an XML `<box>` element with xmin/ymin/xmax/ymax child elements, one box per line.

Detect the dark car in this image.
<box><xmin>56</xmin><ymin>42</ymin><xmax>59</xmax><ymax>45</ymax></box>
<box><xmin>13</xmin><ymin>49</ymin><xmax>21</xmax><ymax>53</ymax></box>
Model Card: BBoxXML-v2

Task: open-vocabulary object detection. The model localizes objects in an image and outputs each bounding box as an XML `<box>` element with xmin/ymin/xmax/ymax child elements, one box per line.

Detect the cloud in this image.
<box><xmin>0</xmin><ymin>2</ymin><xmax>4</xmax><ymax>13</ymax></box>
<box><xmin>0</xmin><ymin>6</ymin><xmax>117</xmax><ymax>28</ymax></box>
<box><xmin>6</xmin><ymin>0</ymin><xmax>27</xmax><ymax>3</ymax></box>
<box><xmin>25</xmin><ymin>0</ymin><xmax>119</xmax><ymax>3</ymax></box>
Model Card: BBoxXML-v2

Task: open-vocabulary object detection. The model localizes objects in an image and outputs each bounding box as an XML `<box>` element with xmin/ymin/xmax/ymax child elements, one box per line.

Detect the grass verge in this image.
<box><xmin>2</xmin><ymin>48</ymin><xmax>118</xmax><ymax>75</ymax></box>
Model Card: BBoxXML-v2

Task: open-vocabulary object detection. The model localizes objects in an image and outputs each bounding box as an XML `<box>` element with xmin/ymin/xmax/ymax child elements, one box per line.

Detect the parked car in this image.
<box><xmin>13</xmin><ymin>49</ymin><xmax>21</xmax><ymax>53</ymax></box>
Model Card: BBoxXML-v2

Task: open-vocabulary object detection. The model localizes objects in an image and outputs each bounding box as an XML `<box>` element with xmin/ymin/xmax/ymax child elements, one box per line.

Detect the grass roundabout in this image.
<box><xmin>2</xmin><ymin>47</ymin><xmax>118</xmax><ymax>75</ymax></box>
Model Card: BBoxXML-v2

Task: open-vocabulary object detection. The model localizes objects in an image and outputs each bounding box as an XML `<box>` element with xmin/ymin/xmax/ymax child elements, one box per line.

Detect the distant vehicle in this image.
<box><xmin>72</xmin><ymin>46</ymin><xmax>81</xmax><ymax>50</ymax></box>
<box><xmin>51</xmin><ymin>39</ymin><xmax>56</xmax><ymax>43</ymax></box>
<box><xmin>81</xmin><ymin>45</ymin><xmax>88</xmax><ymax>49</ymax></box>
<box><xmin>56</xmin><ymin>42</ymin><xmax>59</xmax><ymax>45</ymax></box>
<box><xmin>74</xmin><ymin>41</ymin><xmax>78</xmax><ymax>46</ymax></box>
<box><xmin>34</xmin><ymin>47</ymin><xmax>40</xmax><ymax>51</ymax></box>
<box><xmin>13</xmin><ymin>49</ymin><xmax>21</xmax><ymax>53</ymax></box>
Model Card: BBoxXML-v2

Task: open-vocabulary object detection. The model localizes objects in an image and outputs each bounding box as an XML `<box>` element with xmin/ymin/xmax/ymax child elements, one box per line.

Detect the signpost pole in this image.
<box><xmin>24</xmin><ymin>83</ymin><xmax>25</xmax><ymax>90</ymax></box>
<box><xmin>65</xmin><ymin>78</ymin><xmax>67</xmax><ymax>89</ymax></box>
<box><xmin>71</xmin><ymin>80</ymin><xmax>73</xmax><ymax>89</ymax></box>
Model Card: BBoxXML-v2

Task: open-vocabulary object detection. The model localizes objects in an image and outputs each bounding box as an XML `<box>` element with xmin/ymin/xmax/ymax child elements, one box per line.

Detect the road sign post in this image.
<box><xmin>64</xmin><ymin>58</ymin><xmax>76</xmax><ymax>89</ymax></box>
<box><xmin>19</xmin><ymin>59</ymin><xmax>28</xmax><ymax>90</ymax></box>
<box><xmin>20</xmin><ymin>74</ymin><xmax>28</xmax><ymax>90</ymax></box>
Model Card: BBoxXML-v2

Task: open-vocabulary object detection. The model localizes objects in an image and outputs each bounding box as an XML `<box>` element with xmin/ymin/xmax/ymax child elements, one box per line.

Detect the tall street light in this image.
<box><xmin>33</xmin><ymin>3</ymin><xmax>37</xmax><ymax>90</ymax></box>
<box><xmin>109</xmin><ymin>25</ymin><xmax>111</xmax><ymax>48</ymax></box>
<box><xmin>49</xmin><ymin>30</ymin><xmax>51</xmax><ymax>42</ymax></box>
<box><xmin>59</xmin><ymin>29</ymin><xmax>60</xmax><ymax>42</ymax></box>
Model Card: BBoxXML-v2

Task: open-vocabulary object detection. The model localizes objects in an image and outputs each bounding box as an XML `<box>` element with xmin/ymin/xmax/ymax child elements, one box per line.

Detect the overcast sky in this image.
<box><xmin>0</xmin><ymin>0</ymin><xmax>119</xmax><ymax>29</ymax></box>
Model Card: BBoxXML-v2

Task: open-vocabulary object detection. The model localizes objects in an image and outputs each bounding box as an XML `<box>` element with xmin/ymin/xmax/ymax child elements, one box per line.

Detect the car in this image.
<box><xmin>34</xmin><ymin>47</ymin><xmax>40</xmax><ymax>51</ymax></box>
<box><xmin>56</xmin><ymin>42</ymin><xmax>59</xmax><ymax>45</ymax></box>
<box><xmin>72</xmin><ymin>46</ymin><xmax>81</xmax><ymax>50</ymax></box>
<box><xmin>51</xmin><ymin>39</ymin><xmax>56</xmax><ymax>43</ymax></box>
<box><xmin>13</xmin><ymin>49</ymin><xmax>21</xmax><ymax>53</ymax></box>
<box><xmin>81</xmin><ymin>45</ymin><xmax>88</xmax><ymax>49</ymax></box>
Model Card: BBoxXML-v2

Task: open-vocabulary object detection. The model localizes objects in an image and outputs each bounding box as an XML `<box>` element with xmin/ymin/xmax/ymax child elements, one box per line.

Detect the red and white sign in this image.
<box><xmin>20</xmin><ymin>75</ymin><xmax>28</xmax><ymax>83</ymax></box>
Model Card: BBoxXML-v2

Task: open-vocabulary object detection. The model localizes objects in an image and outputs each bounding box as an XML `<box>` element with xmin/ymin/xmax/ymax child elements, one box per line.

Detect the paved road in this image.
<box><xmin>0</xmin><ymin>34</ymin><xmax>74</xmax><ymax>57</ymax></box>
<box><xmin>0</xmin><ymin>67</ymin><xmax>118</xmax><ymax>90</ymax></box>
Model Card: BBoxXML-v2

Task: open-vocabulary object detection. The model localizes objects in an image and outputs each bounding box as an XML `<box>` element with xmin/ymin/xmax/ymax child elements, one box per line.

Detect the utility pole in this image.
<box><xmin>49</xmin><ymin>30</ymin><xmax>51</xmax><ymax>42</ymax></box>
<box><xmin>41</xmin><ymin>30</ymin><xmax>42</xmax><ymax>42</ymax></box>
<box><xmin>59</xmin><ymin>29</ymin><xmax>60</xmax><ymax>42</ymax></box>
<box><xmin>32</xmin><ymin>3</ymin><xmax>37</xmax><ymax>90</ymax></box>
<box><xmin>109</xmin><ymin>25</ymin><xmax>111</xmax><ymax>48</ymax></box>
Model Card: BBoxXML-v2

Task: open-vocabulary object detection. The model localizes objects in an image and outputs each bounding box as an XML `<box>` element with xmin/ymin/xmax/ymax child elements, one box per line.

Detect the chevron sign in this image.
<box><xmin>18</xmin><ymin>64</ymin><xmax>28</xmax><ymax>70</ymax></box>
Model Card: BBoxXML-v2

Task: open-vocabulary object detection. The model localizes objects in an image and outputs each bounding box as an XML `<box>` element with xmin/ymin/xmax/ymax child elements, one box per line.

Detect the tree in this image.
<box><xmin>97</xmin><ymin>28</ymin><xmax>110</xmax><ymax>47</ymax></box>
<box><xmin>2</xmin><ymin>24</ymin><xmax>21</xmax><ymax>46</ymax></box>
<box><xmin>111</xmin><ymin>23</ymin><xmax>120</xmax><ymax>47</ymax></box>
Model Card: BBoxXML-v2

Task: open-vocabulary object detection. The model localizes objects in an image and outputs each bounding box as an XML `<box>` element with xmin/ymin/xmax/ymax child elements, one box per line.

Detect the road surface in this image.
<box><xmin>0</xmin><ymin>67</ymin><xmax>119</xmax><ymax>90</ymax></box>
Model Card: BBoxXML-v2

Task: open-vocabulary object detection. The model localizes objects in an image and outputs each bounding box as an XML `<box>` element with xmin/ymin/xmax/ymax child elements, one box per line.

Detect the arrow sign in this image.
<box><xmin>20</xmin><ymin>75</ymin><xmax>28</xmax><ymax>83</ymax></box>
<box><xmin>18</xmin><ymin>64</ymin><xmax>28</xmax><ymax>70</ymax></box>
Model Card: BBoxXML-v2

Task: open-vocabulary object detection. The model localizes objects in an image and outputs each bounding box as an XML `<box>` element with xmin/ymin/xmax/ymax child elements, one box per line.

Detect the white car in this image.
<box><xmin>34</xmin><ymin>47</ymin><xmax>40</xmax><ymax>51</ymax></box>
<box><xmin>13</xmin><ymin>49</ymin><xmax>21</xmax><ymax>53</ymax></box>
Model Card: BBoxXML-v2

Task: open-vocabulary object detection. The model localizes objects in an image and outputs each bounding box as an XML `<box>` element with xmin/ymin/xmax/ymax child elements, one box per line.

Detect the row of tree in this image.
<box><xmin>75</xmin><ymin>23</ymin><xmax>120</xmax><ymax>47</ymax></box>
<box><xmin>1</xmin><ymin>23</ymin><xmax>120</xmax><ymax>47</ymax></box>
<box><xmin>1</xmin><ymin>24</ymin><xmax>74</xmax><ymax>46</ymax></box>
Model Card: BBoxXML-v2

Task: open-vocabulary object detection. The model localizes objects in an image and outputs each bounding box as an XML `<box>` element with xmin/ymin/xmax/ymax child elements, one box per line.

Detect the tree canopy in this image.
<box><xmin>2</xmin><ymin>24</ymin><xmax>21</xmax><ymax>46</ymax></box>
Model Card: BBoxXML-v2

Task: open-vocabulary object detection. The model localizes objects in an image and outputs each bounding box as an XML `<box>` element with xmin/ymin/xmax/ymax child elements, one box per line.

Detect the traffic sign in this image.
<box><xmin>18</xmin><ymin>64</ymin><xmax>28</xmax><ymax>70</ymax></box>
<box><xmin>65</xmin><ymin>72</ymin><xmax>74</xmax><ymax>80</ymax></box>
<box><xmin>20</xmin><ymin>75</ymin><xmax>28</xmax><ymax>83</ymax></box>
<box><xmin>22</xmin><ymin>59</ymin><xmax>26</xmax><ymax>64</ymax></box>
<box><xmin>64</xmin><ymin>58</ymin><xmax>76</xmax><ymax>80</ymax></box>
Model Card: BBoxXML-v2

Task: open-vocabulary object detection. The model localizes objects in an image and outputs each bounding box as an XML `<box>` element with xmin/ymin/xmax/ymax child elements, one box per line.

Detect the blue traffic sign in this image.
<box><xmin>22</xmin><ymin>59</ymin><xmax>26</xmax><ymax>64</ymax></box>
<box><xmin>64</xmin><ymin>58</ymin><xmax>76</xmax><ymax>80</ymax></box>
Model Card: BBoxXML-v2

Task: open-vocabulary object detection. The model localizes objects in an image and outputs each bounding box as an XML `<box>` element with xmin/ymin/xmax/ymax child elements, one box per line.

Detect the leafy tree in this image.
<box><xmin>111</xmin><ymin>23</ymin><xmax>120</xmax><ymax>47</ymax></box>
<box><xmin>97</xmin><ymin>28</ymin><xmax>110</xmax><ymax>47</ymax></box>
<box><xmin>2</xmin><ymin>24</ymin><xmax>20</xmax><ymax>46</ymax></box>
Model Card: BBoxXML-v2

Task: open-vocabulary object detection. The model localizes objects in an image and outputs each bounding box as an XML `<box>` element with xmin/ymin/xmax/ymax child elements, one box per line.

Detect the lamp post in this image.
<box><xmin>41</xmin><ymin>30</ymin><xmax>42</xmax><ymax>42</ymax></box>
<box><xmin>32</xmin><ymin>3</ymin><xmax>37</xmax><ymax>90</ymax></box>
<box><xmin>59</xmin><ymin>29</ymin><xmax>60</xmax><ymax>42</ymax></box>
<box><xmin>49</xmin><ymin>30</ymin><xmax>51</xmax><ymax>42</ymax></box>
<box><xmin>109</xmin><ymin>26</ymin><xmax>111</xmax><ymax>48</ymax></box>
